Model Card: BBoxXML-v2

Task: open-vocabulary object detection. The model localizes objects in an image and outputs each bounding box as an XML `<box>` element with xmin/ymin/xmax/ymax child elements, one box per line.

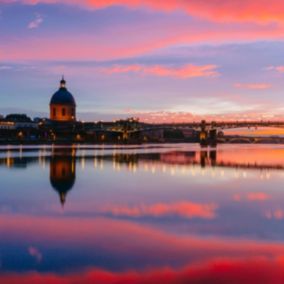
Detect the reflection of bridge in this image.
<box><xmin>1</xmin><ymin>150</ymin><xmax>284</xmax><ymax>171</ymax></box>
<box><xmin>1</xmin><ymin>148</ymin><xmax>284</xmax><ymax>206</ymax></box>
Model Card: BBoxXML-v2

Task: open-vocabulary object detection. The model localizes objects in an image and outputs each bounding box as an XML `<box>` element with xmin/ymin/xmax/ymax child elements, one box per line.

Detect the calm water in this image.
<box><xmin>1</xmin><ymin>144</ymin><xmax>284</xmax><ymax>283</ymax></box>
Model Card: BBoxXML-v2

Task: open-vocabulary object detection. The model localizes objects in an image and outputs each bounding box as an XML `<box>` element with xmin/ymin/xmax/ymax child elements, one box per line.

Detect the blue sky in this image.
<box><xmin>1</xmin><ymin>1</ymin><xmax>284</xmax><ymax>122</ymax></box>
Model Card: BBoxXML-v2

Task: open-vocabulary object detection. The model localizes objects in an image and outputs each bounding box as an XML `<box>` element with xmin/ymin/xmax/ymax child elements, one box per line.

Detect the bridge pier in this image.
<box><xmin>199</xmin><ymin>120</ymin><xmax>218</xmax><ymax>147</ymax></box>
<box><xmin>208</xmin><ymin>128</ymin><xmax>217</xmax><ymax>147</ymax></box>
<box><xmin>199</xmin><ymin>120</ymin><xmax>208</xmax><ymax>147</ymax></box>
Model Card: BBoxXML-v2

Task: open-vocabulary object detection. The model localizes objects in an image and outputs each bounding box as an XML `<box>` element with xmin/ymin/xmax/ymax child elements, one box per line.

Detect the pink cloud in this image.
<box><xmin>11</xmin><ymin>0</ymin><xmax>284</xmax><ymax>24</ymax></box>
<box><xmin>2</xmin><ymin>1</ymin><xmax>284</xmax><ymax>63</ymax></box>
<box><xmin>130</xmin><ymin>110</ymin><xmax>284</xmax><ymax>124</ymax></box>
<box><xmin>267</xmin><ymin>66</ymin><xmax>284</xmax><ymax>73</ymax></box>
<box><xmin>102</xmin><ymin>64</ymin><xmax>219</xmax><ymax>79</ymax></box>
<box><xmin>234</xmin><ymin>83</ymin><xmax>272</xmax><ymax>90</ymax></box>
<box><xmin>2</xmin><ymin>25</ymin><xmax>284</xmax><ymax>61</ymax></box>
<box><xmin>101</xmin><ymin>201</ymin><xmax>218</xmax><ymax>219</ymax></box>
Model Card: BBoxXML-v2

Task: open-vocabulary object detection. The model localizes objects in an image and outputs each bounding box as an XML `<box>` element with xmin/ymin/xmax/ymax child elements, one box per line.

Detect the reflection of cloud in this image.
<box><xmin>101</xmin><ymin>201</ymin><xmax>218</xmax><ymax>219</ymax></box>
<box><xmin>265</xmin><ymin>210</ymin><xmax>284</xmax><ymax>220</ymax></box>
<box><xmin>28</xmin><ymin>246</ymin><xmax>42</xmax><ymax>263</ymax></box>
<box><xmin>3</xmin><ymin>214</ymin><xmax>284</xmax><ymax>260</ymax></box>
<box><xmin>247</xmin><ymin>193</ymin><xmax>270</xmax><ymax>201</ymax></box>
<box><xmin>1</xmin><ymin>258</ymin><xmax>284</xmax><ymax>284</ymax></box>
<box><xmin>234</xmin><ymin>193</ymin><xmax>270</xmax><ymax>202</ymax></box>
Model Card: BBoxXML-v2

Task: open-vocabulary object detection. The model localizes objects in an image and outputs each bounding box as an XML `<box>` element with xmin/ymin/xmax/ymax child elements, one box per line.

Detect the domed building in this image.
<box><xmin>50</xmin><ymin>77</ymin><xmax>76</xmax><ymax>122</ymax></box>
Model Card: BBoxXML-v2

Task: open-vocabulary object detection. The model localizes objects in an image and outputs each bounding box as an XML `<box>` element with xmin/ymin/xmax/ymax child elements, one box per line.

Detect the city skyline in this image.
<box><xmin>1</xmin><ymin>1</ymin><xmax>284</xmax><ymax>122</ymax></box>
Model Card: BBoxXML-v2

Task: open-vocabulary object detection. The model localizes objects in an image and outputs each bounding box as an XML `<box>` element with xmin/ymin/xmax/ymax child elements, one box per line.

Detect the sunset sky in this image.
<box><xmin>1</xmin><ymin>0</ymin><xmax>284</xmax><ymax>122</ymax></box>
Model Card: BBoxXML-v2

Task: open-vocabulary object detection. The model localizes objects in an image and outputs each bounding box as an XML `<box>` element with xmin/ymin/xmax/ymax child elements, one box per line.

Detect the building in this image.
<box><xmin>0</xmin><ymin>121</ymin><xmax>15</xmax><ymax>130</ymax></box>
<box><xmin>50</xmin><ymin>77</ymin><xmax>76</xmax><ymax>122</ymax></box>
<box><xmin>4</xmin><ymin>114</ymin><xmax>38</xmax><ymax>129</ymax></box>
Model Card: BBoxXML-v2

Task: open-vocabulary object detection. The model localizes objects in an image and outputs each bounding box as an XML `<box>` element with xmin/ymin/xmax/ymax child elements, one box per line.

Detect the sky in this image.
<box><xmin>1</xmin><ymin>0</ymin><xmax>284</xmax><ymax>122</ymax></box>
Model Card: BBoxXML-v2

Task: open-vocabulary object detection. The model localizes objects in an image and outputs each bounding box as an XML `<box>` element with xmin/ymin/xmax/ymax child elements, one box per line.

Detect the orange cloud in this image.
<box><xmin>102</xmin><ymin>64</ymin><xmax>219</xmax><ymax>79</ymax></box>
<box><xmin>234</xmin><ymin>83</ymin><xmax>272</xmax><ymax>90</ymax></box>
<box><xmin>1</xmin><ymin>258</ymin><xmax>284</xmax><ymax>284</ymax></box>
<box><xmin>101</xmin><ymin>201</ymin><xmax>218</xmax><ymax>219</ymax></box>
<box><xmin>14</xmin><ymin>0</ymin><xmax>284</xmax><ymax>24</ymax></box>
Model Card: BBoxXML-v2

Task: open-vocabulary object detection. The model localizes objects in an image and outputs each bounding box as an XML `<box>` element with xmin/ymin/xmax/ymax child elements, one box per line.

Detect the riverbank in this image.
<box><xmin>0</xmin><ymin>136</ymin><xmax>284</xmax><ymax>145</ymax></box>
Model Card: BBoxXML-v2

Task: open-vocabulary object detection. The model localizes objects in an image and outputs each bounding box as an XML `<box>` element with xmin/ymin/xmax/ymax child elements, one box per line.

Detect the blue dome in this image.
<box><xmin>50</xmin><ymin>87</ymin><xmax>76</xmax><ymax>106</ymax></box>
<box><xmin>50</xmin><ymin>78</ymin><xmax>76</xmax><ymax>106</ymax></box>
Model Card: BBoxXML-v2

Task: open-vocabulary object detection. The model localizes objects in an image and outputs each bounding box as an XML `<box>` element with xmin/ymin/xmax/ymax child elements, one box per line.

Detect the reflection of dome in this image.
<box><xmin>49</xmin><ymin>77</ymin><xmax>76</xmax><ymax>122</ymax></box>
<box><xmin>50</xmin><ymin>153</ymin><xmax>76</xmax><ymax>206</ymax></box>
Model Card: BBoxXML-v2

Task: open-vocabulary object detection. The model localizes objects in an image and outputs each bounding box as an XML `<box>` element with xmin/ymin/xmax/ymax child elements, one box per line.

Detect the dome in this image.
<box><xmin>50</xmin><ymin>77</ymin><xmax>76</xmax><ymax>106</ymax></box>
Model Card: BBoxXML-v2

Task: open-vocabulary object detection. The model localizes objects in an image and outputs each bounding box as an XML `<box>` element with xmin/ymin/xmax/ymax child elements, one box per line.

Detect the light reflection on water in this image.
<box><xmin>0</xmin><ymin>144</ymin><xmax>284</xmax><ymax>283</ymax></box>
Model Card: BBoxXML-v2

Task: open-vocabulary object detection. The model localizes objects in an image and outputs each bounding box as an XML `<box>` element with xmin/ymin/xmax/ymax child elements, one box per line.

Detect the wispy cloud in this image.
<box><xmin>234</xmin><ymin>83</ymin><xmax>272</xmax><ymax>90</ymax></box>
<box><xmin>101</xmin><ymin>64</ymin><xmax>219</xmax><ymax>79</ymax></box>
<box><xmin>28</xmin><ymin>13</ymin><xmax>43</xmax><ymax>29</ymax></box>
<box><xmin>0</xmin><ymin>65</ymin><xmax>13</xmax><ymax>70</ymax></box>
<box><xmin>267</xmin><ymin>66</ymin><xmax>284</xmax><ymax>73</ymax></box>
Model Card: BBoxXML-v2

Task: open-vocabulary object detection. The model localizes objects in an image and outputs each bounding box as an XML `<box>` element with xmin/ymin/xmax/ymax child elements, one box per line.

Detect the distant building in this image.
<box><xmin>50</xmin><ymin>77</ymin><xmax>76</xmax><ymax>122</ymax></box>
<box><xmin>0</xmin><ymin>121</ymin><xmax>15</xmax><ymax>130</ymax></box>
<box><xmin>5</xmin><ymin>114</ymin><xmax>38</xmax><ymax>129</ymax></box>
<box><xmin>5</xmin><ymin>114</ymin><xmax>32</xmax><ymax>122</ymax></box>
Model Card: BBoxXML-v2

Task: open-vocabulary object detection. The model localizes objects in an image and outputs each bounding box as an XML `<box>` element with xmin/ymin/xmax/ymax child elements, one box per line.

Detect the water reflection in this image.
<box><xmin>50</xmin><ymin>148</ymin><xmax>76</xmax><ymax>206</ymax></box>
<box><xmin>1</xmin><ymin>145</ymin><xmax>284</xmax><ymax>283</ymax></box>
<box><xmin>0</xmin><ymin>146</ymin><xmax>284</xmax><ymax>207</ymax></box>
